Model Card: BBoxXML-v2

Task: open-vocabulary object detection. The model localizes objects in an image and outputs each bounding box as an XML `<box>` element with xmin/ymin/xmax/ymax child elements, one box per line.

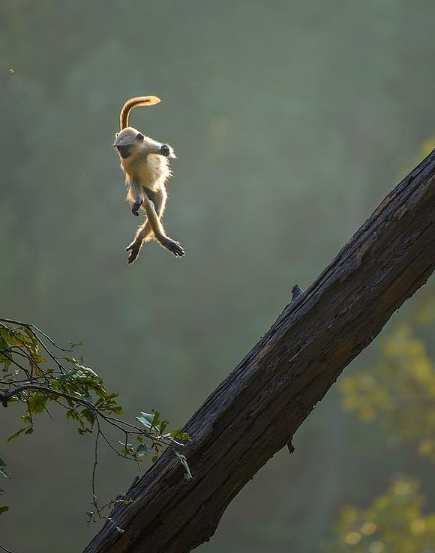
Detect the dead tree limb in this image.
<box><xmin>84</xmin><ymin>150</ymin><xmax>435</xmax><ymax>553</ymax></box>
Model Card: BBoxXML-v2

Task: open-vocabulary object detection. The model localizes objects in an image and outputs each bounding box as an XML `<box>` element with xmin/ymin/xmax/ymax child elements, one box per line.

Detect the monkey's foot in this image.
<box><xmin>125</xmin><ymin>242</ymin><xmax>141</xmax><ymax>264</ymax></box>
<box><xmin>160</xmin><ymin>144</ymin><xmax>170</xmax><ymax>157</ymax></box>
<box><xmin>132</xmin><ymin>200</ymin><xmax>143</xmax><ymax>216</ymax></box>
<box><xmin>163</xmin><ymin>238</ymin><xmax>185</xmax><ymax>257</ymax></box>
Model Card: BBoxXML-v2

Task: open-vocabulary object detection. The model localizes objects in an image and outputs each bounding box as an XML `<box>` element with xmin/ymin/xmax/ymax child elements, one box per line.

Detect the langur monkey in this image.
<box><xmin>113</xmin><ymin>96</ymin><xmax>184</xmax><ymax>263</ymax></box>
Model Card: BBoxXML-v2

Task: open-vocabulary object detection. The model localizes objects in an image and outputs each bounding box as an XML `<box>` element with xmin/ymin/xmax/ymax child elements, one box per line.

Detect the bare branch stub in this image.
<box><xmin>84</xmin><ymin>150</ymin><xmax>435</xmax><ymax>553</ymax></box>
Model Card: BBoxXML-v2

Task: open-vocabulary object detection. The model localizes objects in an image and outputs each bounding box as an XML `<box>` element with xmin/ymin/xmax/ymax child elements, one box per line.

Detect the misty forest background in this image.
<box><xmin>1</xmin><ymin>1</ymin><xmax>435</xmax><ymax>552</ymax></box>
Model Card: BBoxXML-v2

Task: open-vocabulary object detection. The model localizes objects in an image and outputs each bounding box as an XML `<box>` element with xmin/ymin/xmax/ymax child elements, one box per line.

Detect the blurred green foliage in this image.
<box><xmin>340</xmin><ymin>291</ymin><xmax>435</xmax><ymax>461</ymax></box>
<box><xmin>328</xmin><ymin>476</ymin><xmax>435</xmax><ymax>553</ymax></box>
<box><xmin>1</xmin><ymin>0</ymin><xmax>435</xmax><ymax>552</ymax></box>
<box><xmin>330</xmin><ymin>292</ymin><xmax>435</xmax><ymax>551</ymax></box>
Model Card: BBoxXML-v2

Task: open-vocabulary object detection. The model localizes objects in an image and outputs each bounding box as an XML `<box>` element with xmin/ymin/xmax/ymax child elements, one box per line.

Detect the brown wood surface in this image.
<box><xmin>84</xmin><ymin>150</ymin><xmax>435</xmax><ymax>553</ymax></box>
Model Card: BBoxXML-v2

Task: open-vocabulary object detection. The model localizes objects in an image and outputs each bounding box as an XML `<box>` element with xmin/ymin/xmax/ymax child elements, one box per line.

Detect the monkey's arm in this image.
<box><xmin>143</xmin><ymin>137</ymin><xmax>176</xmax><ymax>158</ymax></box>
<box><xmin>128</xmin><ymin>177</ymin><xmax>145</xmax><ymax>216</ymax></box>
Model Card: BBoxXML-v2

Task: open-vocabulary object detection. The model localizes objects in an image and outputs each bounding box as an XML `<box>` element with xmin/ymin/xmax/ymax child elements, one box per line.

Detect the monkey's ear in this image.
<box><xmin>136</xmin><ymin>133</ymin><xmax>144</xmax><ymax>142</ymax></box>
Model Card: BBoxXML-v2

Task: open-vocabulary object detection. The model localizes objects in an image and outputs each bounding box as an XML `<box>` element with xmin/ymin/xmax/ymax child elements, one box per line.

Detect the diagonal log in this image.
<box><xmin>84</xmin><ymin>150</ymin><xmax>435</xmax><ymax>553</ymax></box>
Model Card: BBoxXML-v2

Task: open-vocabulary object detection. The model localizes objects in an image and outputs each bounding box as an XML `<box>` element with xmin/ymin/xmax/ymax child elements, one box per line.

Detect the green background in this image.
<box><xmin>1</xmin><ymin>1</ymin><xmax>434</xmax><ymax>551</ymax></box>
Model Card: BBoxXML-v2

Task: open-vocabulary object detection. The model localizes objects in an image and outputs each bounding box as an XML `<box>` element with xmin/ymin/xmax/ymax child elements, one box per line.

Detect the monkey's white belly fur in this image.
<box><xmin>138</xmin><ymin>154</ymin><xmax>170</xmax><ymax>189</ymax></box>
<box><xmin>123</xmin><ymin>154</ymin><xmax>170</xmax><ymax>204</ymax></box>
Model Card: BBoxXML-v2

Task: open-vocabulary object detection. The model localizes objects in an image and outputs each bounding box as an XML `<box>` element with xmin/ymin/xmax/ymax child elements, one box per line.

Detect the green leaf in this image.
<box><xmin>77</xmin><ymin>428</ymin><xmax>91</xmax><ymax>435</ymax></box>
<box><xmin>58</xmin><ymin>370</ymin><xmax>77</xmax><ymax>383</ymax></box>
<box><xmin>0</xmin><ymin>328</ymin><xmax>24</xmax><ymax>347</ymax></box>
<box><xmin>81</xmin><ymin>408</ymin><xmax>96</xmax><ymax>425</ymax></box>
<box><xmin>136</xmin><ymin>443</ymin><xmax>150</xmax><ymax>454</ymax></box>
<box><xmin>169</xmin><ymin>429</ymin><xmax>192</xmax><ymax>441</ymax></box>
<box><xmin>7</xmin><ymin>427</ymin><xmax>28</xmax><ymax>442</ymax></box>
<box><xmin>0</xmin><ymin>505</ymin><xmax>9</xmax><ymax>515</ymax></box>
<box><xmin>0</xmin><ymin>335</ymin><xmax>8</xmax><ymax>350</ymax></box>
<box><xmin>136</xmin><ymin>412</ymin><xmax>154</xmax><ymax>429</ymax></box>
<box><xmin>28</xmin><ymin>393</ymin><xmax>47</xmax><ymax>414</ymax></box>
<box><xmin>159</xmin><ymin>420</ymin><xmax>169</xmax><ymax>435</ymax></box>
<box><xmin>0</xmin><ymin>457</ymin><xmax>9</xmax><ymax>479</ymax></box>
<box><xmin>21</xmin><ymin>413</ymin><xmax>32</xmax><ymax>425</ymax></box>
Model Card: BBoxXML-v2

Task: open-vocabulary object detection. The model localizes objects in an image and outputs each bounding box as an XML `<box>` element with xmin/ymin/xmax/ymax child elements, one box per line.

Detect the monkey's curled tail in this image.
<box><xmin>120</xmin><ymin>96</ymin><xmax>161</xmax><ymax>130</ymax></box>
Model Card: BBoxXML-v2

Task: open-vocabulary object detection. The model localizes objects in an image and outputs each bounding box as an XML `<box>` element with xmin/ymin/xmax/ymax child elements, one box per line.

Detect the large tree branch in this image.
<box><xmin>84</xmin><ymin>150</ymin><xmax>435</xmax><ymax>553</ymax></box>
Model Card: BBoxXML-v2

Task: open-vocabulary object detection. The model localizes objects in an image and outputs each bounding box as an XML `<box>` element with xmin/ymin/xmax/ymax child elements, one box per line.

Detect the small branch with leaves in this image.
<box><xmin>0</xmin><ymin>316</ymin><xmax>191</xmax><ymax>534</ymax></box>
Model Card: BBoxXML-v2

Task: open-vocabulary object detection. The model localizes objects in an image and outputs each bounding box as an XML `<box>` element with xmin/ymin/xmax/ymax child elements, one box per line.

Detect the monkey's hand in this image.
<box><xmin>160</xmin><ymin>144</ymin><xmax>171</xmax><ymax>157</ymax></box>
<box><xmin>126</xmin><ymin>241</ymin><xmax>141</xmax><ymax>264</ymax></box>
<box><xmin>131</xmin><ymin>200</ymin><xmax>143</xmax><ymax>216</ymax></box>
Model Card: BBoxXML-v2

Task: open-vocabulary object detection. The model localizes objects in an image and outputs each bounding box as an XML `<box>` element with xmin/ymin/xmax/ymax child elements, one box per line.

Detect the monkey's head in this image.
<box><xmin>113</xmin><ymin>127</ymin><xmax>145</xmax><ymax>159</ymax></box>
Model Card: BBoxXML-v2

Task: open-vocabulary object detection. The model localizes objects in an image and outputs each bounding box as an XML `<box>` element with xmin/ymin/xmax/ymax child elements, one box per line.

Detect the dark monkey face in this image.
<box><xmin>116</xmin><ymin>145</ymin><xmax>133</xmax><ymax>159</ymax></box>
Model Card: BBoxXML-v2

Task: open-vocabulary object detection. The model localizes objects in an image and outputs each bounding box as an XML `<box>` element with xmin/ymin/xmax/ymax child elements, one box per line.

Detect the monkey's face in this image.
<box><xmin>116</xmin><ymin>144</ymin><xmax>133</xmax><ymax>159</ymax></box>
<box><xmin>113</xmin><ymin>127</ymin><xmax>145</xmax><ymax>160</ymax></box>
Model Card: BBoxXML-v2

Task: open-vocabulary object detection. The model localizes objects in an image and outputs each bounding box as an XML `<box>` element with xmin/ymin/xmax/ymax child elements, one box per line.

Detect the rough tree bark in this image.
<box><xmin>84</xmin><ymin>150</ymin><xmax>435</xmax><ymax>553</ymax></box>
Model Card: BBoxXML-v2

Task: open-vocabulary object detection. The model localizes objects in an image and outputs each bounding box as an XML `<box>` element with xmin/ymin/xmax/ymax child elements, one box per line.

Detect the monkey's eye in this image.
<box><xmin>136</xmin><ymin>133</ymin><xmax>144</xmax><ymax>142</ymax></box>
<box><xmin>115</xmin><ymin>133</ymin><xmax>119</xmax><ymax>137</ymax></box>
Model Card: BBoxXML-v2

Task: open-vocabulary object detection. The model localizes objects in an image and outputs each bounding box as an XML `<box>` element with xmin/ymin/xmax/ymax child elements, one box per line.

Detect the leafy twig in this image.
<box><xmin>0</xmin><ymin>316</ymin><xmax>192</xmax><ymax>531</ymax></box>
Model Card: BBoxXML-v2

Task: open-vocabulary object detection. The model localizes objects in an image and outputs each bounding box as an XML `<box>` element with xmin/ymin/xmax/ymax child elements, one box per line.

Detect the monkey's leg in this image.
<box><xmin>125</xmin><ymin>190</ymin><xmax>166</xmax><ymax>263</ymax></box>
<box><xmin>143</xmin><ymin>198</ymin><xmax>184</xmax><ymax>257</ymax></box>
<box><xmin>125</xmin><ymin>219</ymin><xmax>153</xmax><ymax>264</ymax></box>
